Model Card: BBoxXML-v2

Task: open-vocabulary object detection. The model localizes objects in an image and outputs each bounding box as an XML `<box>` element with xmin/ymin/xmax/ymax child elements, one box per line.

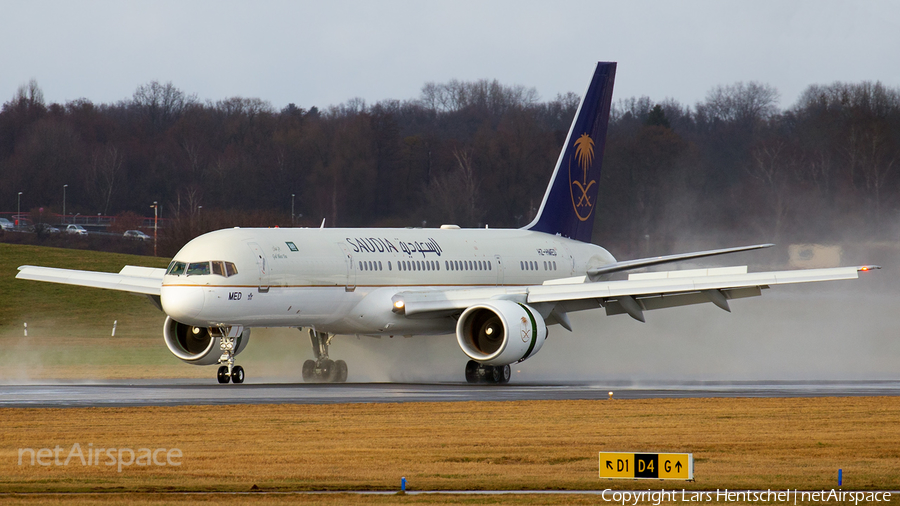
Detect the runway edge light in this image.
<box><xmin>599</xmin><ymin>452</ymin><xmax>693</xmax><ymax>481</ymax></box>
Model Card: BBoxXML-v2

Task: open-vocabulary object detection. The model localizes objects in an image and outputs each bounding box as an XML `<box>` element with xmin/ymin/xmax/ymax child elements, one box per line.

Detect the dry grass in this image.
<box><xmin>4</xmin><ymin>493</ymin><xmax>888</xmax><ymax>506</ymax></box>
<box><xmin>1</xmin><ymin>397</ymin><xmax>898</xmax><ymax>497</ymax></box>
<box><xmin>0</xmin><ymin>493</ymin><xmax>825</xmax><ymax>506</ymax></box>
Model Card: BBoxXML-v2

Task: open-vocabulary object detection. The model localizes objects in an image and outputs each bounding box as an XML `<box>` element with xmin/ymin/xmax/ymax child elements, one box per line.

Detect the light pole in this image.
<box><xmin>17</xmin><ymin>192</ymin><xmax>22</xmax><ymax>228</ymax></box>
<box><xmin>151</xmin><ymin>201</ymin><xmax>158</xmax><ymax>257</ymax></box>
<box><xmin>291</xmin><ymin>194</ymin><xmax>295</xmax><ymax>226</ymax></box>
<box><xmin>63</xmin><ymin>184</ymin><xmax>68</xmax><ymax>224</ymax></box>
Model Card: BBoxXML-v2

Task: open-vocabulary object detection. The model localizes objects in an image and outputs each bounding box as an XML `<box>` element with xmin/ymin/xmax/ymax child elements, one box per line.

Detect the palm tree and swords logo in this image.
<box><xmin>569</xmin><ymin>133</ymin><xmax>596</xmax><ymax>221</ymax></box>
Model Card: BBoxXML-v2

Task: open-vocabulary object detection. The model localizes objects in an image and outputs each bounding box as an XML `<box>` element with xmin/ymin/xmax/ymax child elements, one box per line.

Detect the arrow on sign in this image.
<box><xmin>675</xmin><ymin>461</ymin><xmax>683</xmax><ymax>472</ymax></box>
<box><xmin>606</xmin><ymin>461</ymin><xmax>613</xmax><ymax>470</ymax></box>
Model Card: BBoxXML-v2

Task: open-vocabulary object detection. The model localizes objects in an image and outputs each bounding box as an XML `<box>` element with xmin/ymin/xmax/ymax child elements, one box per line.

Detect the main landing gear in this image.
<box><xmin>302</xmin><ymin>328</ymin><xmax>348</xmax><ymax>383</ymax></box>
<box><xmin>465</xmin><ymin>360</ymin><xmax>511</xmax><ymax>384</ymax></box>
<box><xmin>215</xmin><ymin>327</ymin><xmax>245</xmax><ymax>384</ymax></box>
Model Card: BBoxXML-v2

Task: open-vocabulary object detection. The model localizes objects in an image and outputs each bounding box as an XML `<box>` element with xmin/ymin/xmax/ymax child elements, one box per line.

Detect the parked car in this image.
<box><xmin>0</xmin><ymin>218</ymin><xmax>13</xmax><ymax>231</ymax></box>
<box><xmin>35</xmin><ymin>223</ymin><xmax>61</xmax><ymax>234</ymax></box>
<box><xmin>123</xmin><ymin>230</ymin><xmax>151</xmax><ymax>241</ymax></box>
<box><xmin>10</xmin><ymin>217</ymin><xmax>34</xmax><ymax>232</ymax></box>
<box><xmin>66</xmin><ymin>224</ymin><xmax>88</xmax><ymax>236</ymax></box>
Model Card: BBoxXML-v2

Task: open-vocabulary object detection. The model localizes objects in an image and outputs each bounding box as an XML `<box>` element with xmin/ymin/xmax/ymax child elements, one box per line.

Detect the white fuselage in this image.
<box><xmin>160</xmin><ymin>227</ymin><xmax>616</xmax><ymax>335</ymax></box>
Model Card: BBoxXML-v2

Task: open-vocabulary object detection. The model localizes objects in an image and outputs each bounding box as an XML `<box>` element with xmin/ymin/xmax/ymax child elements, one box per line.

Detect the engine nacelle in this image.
<box><xmin>456</xmin><ymin>300</ymin><xmax>547</xmax><ymax>366</ymax></box>
<box><xmin>163</xmin><ymin>316</ymin><xmax>250</xmax><ymax>365</ymax></box>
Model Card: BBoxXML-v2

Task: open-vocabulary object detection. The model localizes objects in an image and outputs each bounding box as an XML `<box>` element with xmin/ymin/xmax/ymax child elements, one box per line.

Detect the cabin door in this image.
<box><xmin>494</xmin><ymin>254</ymin><xmax>504</xmax><ymax>286</ymax></box>
<box><xmin>248</xmin><ymin>242</ymin><xmax>270</xmax><ymax>293</ymax></box>
<box><xmin>338</xmin><ymin>243</ymin><xmax>357</xmax><ymax>292</ymax></box>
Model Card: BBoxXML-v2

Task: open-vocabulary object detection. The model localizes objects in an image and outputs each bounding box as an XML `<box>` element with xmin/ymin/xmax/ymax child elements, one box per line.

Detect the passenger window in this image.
<box><xmin>167</xmin><ymin>261</ymin><xmax>186</xmax><ymax>276</ymax></box>
<box><xmin>225</xmin><ymin>262</ymin><xmax>239</xmax><ymax>277</ymax></box>
<box><xmin>186</xmin><ymin>262</ymin><xmax>210</xmax><ymax>276</ymax></box>
<box><xmin>211</xmin><ymin>261</ymin><xmax>225</xmax><ymax>276</ymax></box>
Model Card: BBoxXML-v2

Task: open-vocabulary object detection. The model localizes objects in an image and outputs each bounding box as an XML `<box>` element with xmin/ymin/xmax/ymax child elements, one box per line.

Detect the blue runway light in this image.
<box><xmin>401</xmin><ymin>477</ymin><xmax>406</xmax><ymax>492</ymax></box>
<box><xmin>838</xmin><ymin>468</ymin><xmax>843</xmax><ymax>486</ymax></box>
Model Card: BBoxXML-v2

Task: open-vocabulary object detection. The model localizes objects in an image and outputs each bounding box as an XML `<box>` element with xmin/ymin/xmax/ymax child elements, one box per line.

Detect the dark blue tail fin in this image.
<box><xmin>525</xmin><ymin>62</ymin><xmax>616</xmax><ymax>242</ymax></box>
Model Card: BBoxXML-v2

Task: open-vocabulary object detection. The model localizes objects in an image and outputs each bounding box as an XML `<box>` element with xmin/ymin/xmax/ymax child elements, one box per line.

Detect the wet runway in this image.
<box><xmin>1</xmin><ymin>379</ymin><xmax>899</xmax><ymax>408</ymax></box>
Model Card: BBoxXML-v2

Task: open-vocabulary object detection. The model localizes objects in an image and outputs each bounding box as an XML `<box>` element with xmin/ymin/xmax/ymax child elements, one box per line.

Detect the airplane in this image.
<box><xmin>16</xmin><ymin>62</ymin><xmax>878</xmax><ymax>385</ymax></box>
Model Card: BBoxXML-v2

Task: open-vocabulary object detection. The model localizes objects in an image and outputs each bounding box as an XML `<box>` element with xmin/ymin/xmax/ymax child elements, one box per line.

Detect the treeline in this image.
<box><xmin>1</xmin><ymin>76</ymin><xmax>899</xmax><ymax>257</ymax></box>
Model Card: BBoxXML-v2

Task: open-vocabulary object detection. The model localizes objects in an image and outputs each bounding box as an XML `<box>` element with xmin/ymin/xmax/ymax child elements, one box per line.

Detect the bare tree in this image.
<box><xmin>748</xmin><ymin>139</ymin><xmax>795</xmax><ymax>239</ymax></box>
<box><xmin>698</xmin><ymin>81</ymin><xmax>780</xmax><ymax>124</ymax></box>
<box><xmin>132</xmin><ymin>81</ymin><xmax>196</xmax><ymax>131</ymax></box>
<box><xmin>88</xmin><ymin>145</ymin><xmax>123</xmax><ymax>215</ymax></box>
<box><xmin>428</xmin><ymin>147</ymin><xmax>481</xmax><ymax>226</ymax></box>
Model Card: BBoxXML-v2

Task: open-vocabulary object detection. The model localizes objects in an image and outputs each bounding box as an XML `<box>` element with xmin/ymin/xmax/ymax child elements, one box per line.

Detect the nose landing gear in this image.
<box><xmin>302</xmin><ymin>328</ymin><xmax>348</xmax><ymax>383</ymax></box>
<box><xmin>217</xmin><ymin>365</ymin><xmax>244</xmax><ymax>384</ymax></box>
<box><xmin>215</xmin><ymin>326</ymin><xmax>245</xmax><ymax>384</ymax></box>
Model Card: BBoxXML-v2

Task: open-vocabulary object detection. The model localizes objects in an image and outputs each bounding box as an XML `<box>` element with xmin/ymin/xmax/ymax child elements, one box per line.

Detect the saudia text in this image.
<box><xmin>346</xmin><ymin>237</ymin><xmax>442</xmax><ymax>258</ymax></box>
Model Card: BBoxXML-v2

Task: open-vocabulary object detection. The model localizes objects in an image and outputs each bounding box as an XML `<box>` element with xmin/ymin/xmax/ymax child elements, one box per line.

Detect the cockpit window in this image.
<box><xmin>167</xmin><ymin>261</ymin><xmax>186</xmax><ymax>276</ymax></box>
<box><xmin>186</xmin><ymin>262</ymin><xmax>211</xmax><ymax>276</ymax></box>
<box><xmin>168</xmin><ymin>260</ymin><xmax>236</xmax><ymax>277</ymax></box>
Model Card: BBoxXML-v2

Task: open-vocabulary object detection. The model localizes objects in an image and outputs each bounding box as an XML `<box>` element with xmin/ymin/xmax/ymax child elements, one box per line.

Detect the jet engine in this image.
<box><xmin>163</xmin><ymin>316</ymin><xmax>250</xmax><ymax>365</ymax></box>
<box><xmin>456</xmin><ymin>300</ymin><xmax>547</xmax><ymax>366</ymax></box>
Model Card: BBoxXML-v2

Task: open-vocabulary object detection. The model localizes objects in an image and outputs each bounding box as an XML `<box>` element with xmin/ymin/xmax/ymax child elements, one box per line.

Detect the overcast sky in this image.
<box><xmin>2</xmin><ymin>1</ymin><xmax>899</xmax><ymax>112</ymax></box>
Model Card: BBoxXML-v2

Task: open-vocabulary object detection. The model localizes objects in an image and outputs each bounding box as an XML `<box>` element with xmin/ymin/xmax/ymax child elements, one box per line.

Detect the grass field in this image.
<box><xmin>2</xmin><ymin>397</ymin><xmax>898</xmax><ymax>496</ymax></box>
<box><xmin>0</xmin><ymin>243</ymin><xmax>169</xmax><ymax>335</ymax></box>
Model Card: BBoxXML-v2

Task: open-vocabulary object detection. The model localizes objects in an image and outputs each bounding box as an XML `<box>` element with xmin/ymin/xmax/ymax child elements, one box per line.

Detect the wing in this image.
<box><xmin>16</xmin><ymin>265</ymin><xmax>166</xmax><ymax>296</ymax></box>
<box><xmin>391</xmin><ymin>265</ymin><xmax>879</xmax><ymax>327</ymax></box>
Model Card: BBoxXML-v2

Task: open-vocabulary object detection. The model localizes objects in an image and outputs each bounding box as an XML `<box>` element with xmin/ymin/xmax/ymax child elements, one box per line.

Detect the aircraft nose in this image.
<box><xmin>160</xmin><ymin>285</ymin><xmax>205</xmax><ymax>323</ymax></box>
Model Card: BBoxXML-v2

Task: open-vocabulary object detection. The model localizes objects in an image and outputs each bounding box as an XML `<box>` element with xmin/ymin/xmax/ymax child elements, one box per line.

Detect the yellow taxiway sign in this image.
<box><xmin>599</xmin><ymin>452</ymin><xmax>693</xmax><ymax>480</ymax></box>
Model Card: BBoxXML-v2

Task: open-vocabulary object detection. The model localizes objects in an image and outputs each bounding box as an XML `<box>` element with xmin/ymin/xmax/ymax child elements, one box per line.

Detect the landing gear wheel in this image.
<box><xmin>302</xmin><ymin>360</ymin><xmax>315</xmax><ymax>382</ymax></box>
<box><xmin>217</xmin><ymin>366</ymin><xmax>230</xmax><ymax>384</ymax></box>
<box><xmin>303</xmin><ymin>328</ymin><xmax>350</xmax><ymax>384</ymax></box>
<box><xmin>231</xmin><ymin>365</ymin><xmax>245</xmax><ymax>384</ymax></box>
<box><xmin>495</xmin><ymin>365</ymin><xmax>511</xmax><ymax>384</ymax></box>
<box><xmin>319</xmin><ymin>359</ymin><xmax>336</xmax><ymax>382</ymax></box>
<box><xmin>335</xmin><ymin>360</ymin><xmax>348</xmax><ymax>383</ymax></box>
<box><xmin>465</xmin><ymin>360</ymin><xmax>479</xmax><ymax>384</ymax></box>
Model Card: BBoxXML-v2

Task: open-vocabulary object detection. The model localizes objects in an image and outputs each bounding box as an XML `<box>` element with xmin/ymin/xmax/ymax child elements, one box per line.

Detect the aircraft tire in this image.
<box><xmin>465</xmin><ymin>360</ymin><xmax>479</xmax><ymax>384</ymax></box>
<box><xmin>302</xmin><ymin>360</ymin><xmax>315</xmax><ymax>382</ymax></box>
<box><xmin>217</xmin><ymin>366</ymin><xmax>230</xmax><ymax>384</ymax></box>
<box><xmin>231</xmin><ymin>365</ymin><xmax>245</xmax><ymax>384</ymax></box>
<box><xmin>335</xmin><ymin>360</ymin><xmax>348</xmax><ymax>383</ymax></box>
<box><xmin>319</xmin><ymin>359</ymin><xmax>336</xmax><ymax>382</ymax></box>
<box><xmin>497</xmin><ymin>365</ymin><xmax>511</xmax><ymax>384</ymax></box>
